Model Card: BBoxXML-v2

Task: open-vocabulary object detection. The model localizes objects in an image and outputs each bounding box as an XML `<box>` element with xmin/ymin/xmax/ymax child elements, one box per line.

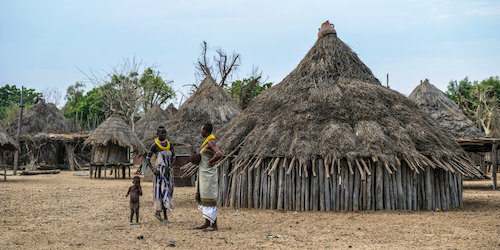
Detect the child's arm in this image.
<box><xmin>126</xmin><ymin>186</ymin><xmax>131</xmax><ymax>197</ymax></box>
<box><xmin>139</xmin><ymin>186</ymin><xmax>143</xmax><ymax>196</ymax></box>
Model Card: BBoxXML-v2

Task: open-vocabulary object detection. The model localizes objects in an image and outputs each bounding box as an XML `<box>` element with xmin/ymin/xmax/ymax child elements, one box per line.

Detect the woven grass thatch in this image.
<box><xmin>164</xmin><ymin>76</ymin><xmax>240</xmax><ymax>149</ymax></box>
<box><xmin>85</xmin><ymin>114</ymin><xmax>147</xmax><ymax>155</ymax></box>
<box><xmin>0</xmin><ymin>125</ymin><xmax>18</xmax><ymax>151</ymax></box>
<box><xmin>135</xmin><ymin>104</ymin><xmax>173</xmax><ymax>146</ymax></box>
<box><xmin>201</xmin><ymin>23</ymin><xmax>483</xmax><ymax>212</ymax></box>
<box><xmin>409</xmin><ymin>79</ymin><xmax>484</xmax><ymax>139</ymax></box>
<box><xmin>7</xmin><ymin>98</ymin><xmax>70</xmax><ymax>135</ymax></box>
<box><xmin>166</xmin><ymin>103</ymin><xmax>178</xmax><ymax>117</ymax></box>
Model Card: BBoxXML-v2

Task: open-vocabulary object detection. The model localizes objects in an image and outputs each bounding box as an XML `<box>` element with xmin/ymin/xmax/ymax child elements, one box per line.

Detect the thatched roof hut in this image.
<box><xmin>210</xmin><ymin>22</ymin><xmax>483</xmax><ymax>212</ymax></box>
<box><xmin>7</xmin><ymin>98</ymin><xmax>70</xmax><ymax>135</ymax></box>
<box><xmin>164</xmin><ymin>76</ymin><xmax>240</xmax><ymax>150</ymax></box>
<box><xmin>85</xmin><ymin>114</ymin><xmax>146</xmax><ymax>164</ymax></box>
<box><xmin>409</xmin><ymin>79</ymin><xmax>484</xmax><ymax>139</ymax></box>
<box><xmin>166</xmin><ymin>103</ymin><xmax>178</xmax><ymax>117</ymax></box>
<box><xmin>0</xmin><ymin>125</ymin><xmax>18</xmax><ymax>151</ymax></box>
<box><xmin>135</xmin><ymin>104</ymin><xmax>173</xmax><ymax>146</ymax></box>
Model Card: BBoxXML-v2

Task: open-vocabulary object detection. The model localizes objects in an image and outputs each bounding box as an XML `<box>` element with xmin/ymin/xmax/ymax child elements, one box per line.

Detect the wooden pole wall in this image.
<box><xmin>219</xmin><ymin>157</ymin><xmax>464</xmax><ymax>211</ymax></box>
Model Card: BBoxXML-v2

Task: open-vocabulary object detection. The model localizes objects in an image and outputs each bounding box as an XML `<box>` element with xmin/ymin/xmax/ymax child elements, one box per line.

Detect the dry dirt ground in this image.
<box><xmin>1</xmin><ymin>170</ymin><xmax>499</xmax><ymax>249</ymax></box>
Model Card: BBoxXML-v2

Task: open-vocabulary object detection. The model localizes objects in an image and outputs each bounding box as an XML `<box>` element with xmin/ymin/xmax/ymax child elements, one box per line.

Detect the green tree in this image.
<box><xmin>61</xmin><ymin>82</ymin><xmax>109</xmax><ymax>129</ymax></box>
<box><xmin>139</xmin><ymin>68</ymin><xmax>176</xmax><ymax>113</ymax></box>
<box><xmin>226</xmin><ymin>77</ymin><xmax>273</xmax><ymax>109</ymax></box>
<box><xmin>446</xmin><ymin>76</ymin><xmax>500</xmax><ymax>136</ymax></box>
<box><xmin>0</xmin><ymin>84</ymin><xmax>42</xmax><ymax>125</ymax></box>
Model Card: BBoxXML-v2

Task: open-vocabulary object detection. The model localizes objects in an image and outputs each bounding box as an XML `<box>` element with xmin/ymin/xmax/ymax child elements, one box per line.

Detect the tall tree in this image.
<box><xmin>446</xmin><ymin>76</ymin><xmax>500</xmax><ymax>136</ymax></box>
<box><xmin>194</xmin><ymin>41</ymin><xmax>240</xmax><ymax>88</ymax></box>
<box><xmin>139</xmin><ymin>68</ymin><xmax>176</xmax><ymax>114</ymax></box>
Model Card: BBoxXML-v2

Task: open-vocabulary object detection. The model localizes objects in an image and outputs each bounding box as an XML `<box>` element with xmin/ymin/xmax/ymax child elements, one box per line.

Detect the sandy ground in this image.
<box><xmin>1</xmin><ymin>170</ymin><xmax>499</xmax><ymax>250</ymax></box>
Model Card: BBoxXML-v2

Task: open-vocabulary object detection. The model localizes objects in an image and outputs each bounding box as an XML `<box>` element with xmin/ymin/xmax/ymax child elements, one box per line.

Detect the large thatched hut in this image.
<box><xmin>213</xmin><ymin>22</ymin><xmax>483</xmax><ymax>212</ymax></box>
<box><xmin>1</xmin><ymin>125</ymin><xmax>18</xmax><ymax>180</ymax></box>
<box><xmin>165</xmin><ymin>76</ymin><xmax>241</xmax><ymax>150</ymax></box>
<box><xmin>409</xmin><ymin>79</ymin><xmax>484</xmax><ymax>139</ymax></box>
<box><xmin>85</xmin><ymin>114</ymin><xmax>147</xmax><ymax>178</ymax></box>
<box><xmin>135</xmin><ymin>104</ymin><xmax>174</xmax><ymax>146</ymax></box>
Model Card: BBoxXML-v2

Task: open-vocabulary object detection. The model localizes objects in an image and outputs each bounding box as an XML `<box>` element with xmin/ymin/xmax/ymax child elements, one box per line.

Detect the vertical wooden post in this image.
<box><xmin>13</xmin><ymin>86</ymin><xmax>25</xmax><ymax>175</ymax></box>
<box><xmin>492</xmin><ymin>142</ymin><xmax>498</xmax><ymax>190</ymax></box>
<box><xmin>375</xmin><ymin>162</ymin><xmax>383</xmax><ymax>210</ymax></box>
<box><xmin>2</xmin><ymin>153</ymin><xmax>6</xmax><ymax>181</ymax></box>
<box><xmin>386</xmin><ymin>73</ymin><xmax>389</xmax><ymax>88</ymax></box>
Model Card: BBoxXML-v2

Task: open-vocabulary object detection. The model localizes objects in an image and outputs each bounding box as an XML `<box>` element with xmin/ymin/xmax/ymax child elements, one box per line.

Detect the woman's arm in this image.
<box><xmin>207</xmin><ymin>140</ymin><xmax>222</xmax><ymax>165</ymax></box>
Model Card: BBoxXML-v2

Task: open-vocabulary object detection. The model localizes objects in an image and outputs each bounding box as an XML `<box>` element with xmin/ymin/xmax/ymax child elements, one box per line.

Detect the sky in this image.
<box><xmin>1</xmin><ymin>0</ymin><xmax>499</xmax><ymax>107</ymax></box>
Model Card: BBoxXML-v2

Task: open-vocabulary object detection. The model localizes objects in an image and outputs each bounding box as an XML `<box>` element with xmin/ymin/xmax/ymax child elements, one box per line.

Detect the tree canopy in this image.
<box><xmin>0</xmin><ymin>84</ymin><xmax>42</xmax><ymax>125</ymax></box>
<box><xmin>446</xmin><ymin>76</ymin><xmax>500</xmax><ymax>136</ymax></box>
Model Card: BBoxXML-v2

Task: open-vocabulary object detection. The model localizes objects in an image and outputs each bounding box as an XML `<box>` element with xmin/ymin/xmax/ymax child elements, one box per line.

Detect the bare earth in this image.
<box><xmin>1</xmin><ymin>171</ymin><xmax>499</xmax><ymax>249</ymax></box>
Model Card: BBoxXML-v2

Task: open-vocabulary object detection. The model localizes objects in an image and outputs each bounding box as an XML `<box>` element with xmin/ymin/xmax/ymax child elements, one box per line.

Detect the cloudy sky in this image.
<box><xmin>1</xmin><ymin>0</ymin><xmax>499</xmax><ymax>106</ymax></box>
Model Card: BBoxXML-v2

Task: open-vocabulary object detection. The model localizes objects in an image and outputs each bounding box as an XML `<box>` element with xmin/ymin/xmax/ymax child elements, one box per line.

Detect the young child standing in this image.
<box><xmin>126</xmin><ymin>176</ymin><xmax>143</xmax><ymax>224</ymax></box>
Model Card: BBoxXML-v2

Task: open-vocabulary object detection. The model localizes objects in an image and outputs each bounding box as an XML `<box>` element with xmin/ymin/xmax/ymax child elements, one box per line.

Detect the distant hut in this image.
<box><xmin>162</xmin><ymin>76</ymin><xmax>240</xmax><ymax>185</ymax></box>
<box><xmin>0</xmin><ymin>125</ymin><xmax>18</xmax><ymax>180</ymax></box>
<box><xmin>409</xmin><ymin>79</ymin><xmax>484</xmax><ymax>139</ymax></box>
<box><xmin>6</xmin><ymin>98</ymin><xmax>80</xmax><ymax>169</ymax></box>
<box><xmin>210</xmin><ymin>21</ymin><xmax>483</xmax><ymax>212</ymax></box>
<box><xmin>84</xmin><ymin>114</ymin><xmax>147</xmax><ymax>178</ymax></box>
<box><xmin>165</xmin><ymin>76</ymin><xmax>240</xmax><ymax>150</ymax></box>
<box><xmin>135</xmin><ymin>104</ymin><xmax>174</xmax><ymax>146</ymax></box>
<box><xmin>7</xmin><ymin>98</ymin><xmax>70</xmax><ymax>135</ymax></box>
<box><xmin>165</xmin><ymin>103</ymin><xmax>178</xmax><ymax>117</ymax></box>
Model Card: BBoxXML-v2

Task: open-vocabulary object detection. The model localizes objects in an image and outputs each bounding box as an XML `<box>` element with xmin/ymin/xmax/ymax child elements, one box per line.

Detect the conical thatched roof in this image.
<box><xmin>165</xmin><ymin>103</ymin><xmax>177</xmax><ymax>116</ymax></box>
<box><xmin>135</xmin><ymin>104</ymin><xmax>173</xmax><ymax>145</ymax></box>
<box><xmin>218</xmin><ymin>29</ymin><xmax>482</xmax><ymax>178</ymax></box>
<box><xmin>84</xmin><ymin>114</ymin><xmax>147</xmax><ymax>154</ymax></box>
<box><xmin>0</xmin><ymin>125</ymin><xmax>18</xmax><ymax>151</ymax></box>
<box><xmin>164</xmin><ymin>76</ymin><xmax>241</xmax><ymax>149</ymax></box>
<box><xmin>7</xmin><ymin>98</ymin><xmax>70</xmax><ymax>135</ymax></box>
<box><xmin>409</xmin><ymin>79</ymin><xmax>484</xmax><ymax>139</ymax></box>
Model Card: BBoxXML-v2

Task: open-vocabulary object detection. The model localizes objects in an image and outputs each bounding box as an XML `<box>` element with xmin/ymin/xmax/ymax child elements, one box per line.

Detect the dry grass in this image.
<box><xmin>0</xmin><ymin>125</ymin><xmax>18</xmax><ymax>151</ymax></box>
<box><xmin>409</xmin><ymin>79</ymin><xmax>484</xmax><ymax>139</ymax></box>
<box><xmin>0</xmin><ymin>171</ymin><xmax>499</xmax><ymax>249</ymax></box>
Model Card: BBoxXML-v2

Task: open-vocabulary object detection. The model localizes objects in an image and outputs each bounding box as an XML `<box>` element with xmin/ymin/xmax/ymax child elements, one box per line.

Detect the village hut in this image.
<box><xmin>7</xmin><ymin>98</ymin><xmax>70</xmax><ymax>135</ymax></box>
<box><xmin>5</xmin><ymin>98</ymin><xmax>81</xmax><ymax>169</ymax></box>
<box><xmin>165</xmin><ymin>103</ymin><xmax>178</xmax><ymax>117</ymax></box>
<box><xmin>135</xmin><ymin>104</ymin><xmax>174</xmax><ymax>146</ymax></box>
<box><xmin>195</xmin><ymin>21</ymin><xmax>483</xmax><ymax>212</ymax></box>
<box><xmin>84</xmin><ymin>114</ymin><xmax>147</xmax><ymax>178</ymax></box>
<box><xmin>409</xmin><ymin>79</ymin><xmax>484</xmax><ymax>139</ymax></box>
<box><xmin>164</xmin><ymin>76</ymin><xmax>241</xmax><ymax>150</ymax></box>
<box><xmin>1</xmin><ymin>125</ymin><xmax>18</xmax><ymax>180</ymax></box>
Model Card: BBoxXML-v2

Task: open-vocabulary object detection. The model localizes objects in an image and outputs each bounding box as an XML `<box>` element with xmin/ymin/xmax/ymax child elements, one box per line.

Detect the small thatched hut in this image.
<box><xmin>164</xmin><ymin>76</ymin><xmax>241</xmax><ymax>150</ymax></box>
<box><xmin>213</xmin><ymin>22</ymin><xmax>483</xmax><ymax>212</ymax></box>
<box><xmin>7</xmin><ymin>98</ymin><xmax>70</xmax><ymax>135</ymax></box>
<box><xmin>166</xmin><ymin>103</ymin><xmax>178</xmax><ymax>117</ymax></box>
<box><xmin>135</xmin><ymin>104</ymin><xmax>174</xmax><ymax>146</ymax></box>
<box><xmin>409</xmin><ymin>79</ymin><xmax>484</xmax><ymax>139</ymax></box>
<box><xmin>1</xmin><ymin>125</ymin><xmax>18</xmax><ymax>180</ymax></box>
<box><xmin>85</xmin><ymin>114</ymin><xmax>147</xmax><ymax>178</ymax></box>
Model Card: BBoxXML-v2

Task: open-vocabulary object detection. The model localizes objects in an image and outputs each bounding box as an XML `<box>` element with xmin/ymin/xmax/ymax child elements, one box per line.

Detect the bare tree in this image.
<box><xmin>194</xmin><ymin>41</ymin><xmax>241</xmax><ymax>88</ymax></box>
<box><xmin>42</xmin><ymin>87</ymin><xmax>63</xmax><ymax>107</ymax></box>
<box><xmin>80</xmin><ymin>58</ymin><xmax>144</xmax><ymax>131</ymax></box>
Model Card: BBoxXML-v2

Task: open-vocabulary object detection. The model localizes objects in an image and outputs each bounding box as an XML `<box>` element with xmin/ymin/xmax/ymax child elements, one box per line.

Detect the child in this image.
<box><xmin>126</xmin><ymin>176</ymin><xmax>143</xmax><ymax>224</ymax></box>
